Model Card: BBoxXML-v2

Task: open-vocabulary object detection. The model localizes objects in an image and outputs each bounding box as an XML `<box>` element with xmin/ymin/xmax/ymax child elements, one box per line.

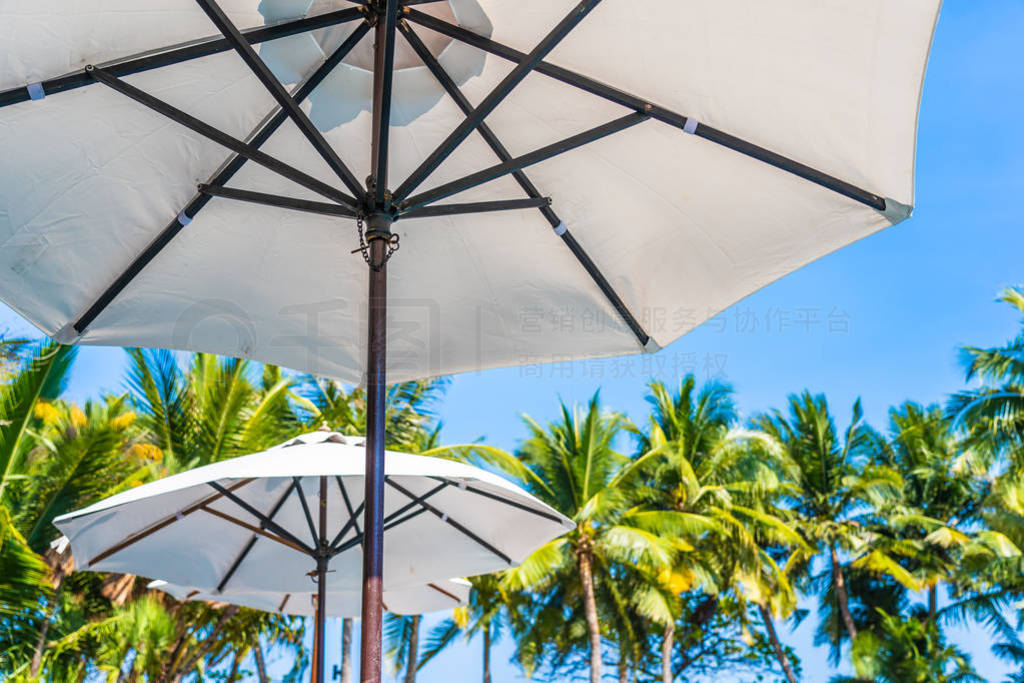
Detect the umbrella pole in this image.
<box><xmin>315</xmin><ymin>476</ymin><xmax>329</xmax><ymax>683</ymax></box>
<box><xmin>359</xmin><ymin>226</ymin><xmax>389</xmax><ymax>682</ymax></box>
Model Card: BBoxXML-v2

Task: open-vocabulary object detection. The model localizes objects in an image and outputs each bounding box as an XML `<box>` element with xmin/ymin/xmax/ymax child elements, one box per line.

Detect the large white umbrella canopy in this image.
<box><xmin>147</xmin><ymin>578</ymin><xmax>472</xmax><ymax>617</ymax></box>
<box><xmin>0</xmin><ymin>0</ymin><xmax>939</xmax><ymax>383</ymax></box>
<box><xmin>1</xmin><ymin>1</ymin><xmax>941</xmax><ymax>679</ymax></box>
<box><xmin>53</xmin><ymin>432</ymin><xmax>572</xmax><ymax>594</ymax></box>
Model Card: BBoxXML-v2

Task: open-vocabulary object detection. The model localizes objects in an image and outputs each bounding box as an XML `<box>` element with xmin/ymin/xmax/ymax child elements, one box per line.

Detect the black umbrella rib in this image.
<box><xmin>209</xmin><ymin>482</ymin><xmax>315</xmax><ymax>555</ymax></box>
<box><xmin>88</xmin><ymin>66</ymin><xmax>357</xmax><ymax>209</ymax></box>
<box><xmin>428</xmin><ymin>477</ymin><xmax>566</xmax><ymax>525</ymax></box>
<box><xmin>332</xmin><ymin>507</ymin><xmax>431</xmax><ymax>557</ymax></box>
<box><xmin>401</xmin><ymin>113</ymin><xmax>649</xmax><ymax>211</ymax></box>
<box><xmin>386</xmin><ymin>478</ymin><xmax>512</xmax><ymax>565</ymax></box>
<box><xmin>293</xmin><ymin>477</ymin><xmax>321</xmax><ymax>547</ymax></box>
<box><xmin>194</xmin><ymin>0</ymin><xmax>366</xmax><ymax>198</ymax></box>
<box><xmin>392</xmin><ymin>0</ymin><xmax>605</xmax><ymax>204</ymax></box>
<box><xmin>371</xmin><ymin>0</ymin><xmax>401</xmax><ymax>206</ymax></box>
<box><xmin>70</xmin><ymin>24</ymin><xmax>370</xmax><ymax>336</ymax></box>
<box><xmin>216</xmin><ymin>481</ymin><xmax>297</xmax><ymax>593</ymax></box>
<box><xmin>329</xmin><ymin>481</ymin><xmax>448</xmax><ymax>555</ymax></box>
<box><xmin>199</xmin><ymin>185</ymin><xmax>358</xmax><ymax>218</ymax></box>
<box><xmin>332</xmin><ymin>475</ymin><xmax>364</xmax><ymax>549</ymax></box>
<box><xmin>399</xmin><ymin>22</ymin><xmax>650</xmax><ymax>349</ymax></box>
<box><xmin>0</xmin><ymin>8</ymin><xmax>365</xmax><ymax>110</ymax></box>
<box><xmin>404</xmin><ymin>9</ymin><xmax>887</xmax><ymax>212</ymax></box>
<box><xmin>399</xmin><ymin>198</ymin><xmax>551</xmax><ymax>219</ymax></box>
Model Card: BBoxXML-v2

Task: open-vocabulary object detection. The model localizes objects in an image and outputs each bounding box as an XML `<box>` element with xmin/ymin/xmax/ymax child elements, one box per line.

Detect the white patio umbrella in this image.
<box><xmin>0</xmin><ymin>1</ymin><xmax>941</xmax><ymax>679</ymax></box>
<box><xmin>53</xmin><ymin>432</ymin><xmax>571</xmax><ymax>681</ymax></box>
<box><xmin>147</xmin><ymin>577</ymin><xmax>471</xmax><ymax>616</ymax></box>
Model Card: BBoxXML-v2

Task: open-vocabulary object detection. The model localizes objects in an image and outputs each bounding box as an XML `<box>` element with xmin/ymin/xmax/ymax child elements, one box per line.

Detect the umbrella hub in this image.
<box><xmin>354</xmin><ymin>212</ymin><xmax>399</xmax><ymax>270</ymax></box>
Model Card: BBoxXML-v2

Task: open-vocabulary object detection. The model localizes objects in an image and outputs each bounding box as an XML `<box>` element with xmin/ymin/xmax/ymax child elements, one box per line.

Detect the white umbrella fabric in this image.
<box><xmin>54</xmin><ymin>432</ymin><xmax>571</xmax><ymax>679</ymax></box>
<box><xmin>147</xmin><ymin>578</ymin><xmax>472</xmax><ymax>617</ymax></box>
<box><xmin>0</xmin><ymin>1</ymin><xmax>941</xmax><ymax>680</ymax></box>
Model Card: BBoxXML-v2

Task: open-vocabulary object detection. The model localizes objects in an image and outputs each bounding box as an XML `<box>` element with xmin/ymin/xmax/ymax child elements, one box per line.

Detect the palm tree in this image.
<box><xmin>753</xmin><ymin>393</ymin><xmax>896</xmax><ymax>653</ymax></box>
<box><xmin>836</xmin><ymin>608</ymin><xmax>982</xmax><ymax>682</ymax></box>
<box><xmin>385</xmin><ymin>613</ymin><xmax>423</xmax><ymax>683</ymax></box>
<box><xmin>876</xmin><ymin>402</ymin><xmax>988</xmax><ymax>619</ymax></box>
<box><xmin>420</xmin><ymin>574</ymin><xmax>510</xmax><ymax>683</ymax></box>
<box><xmin>503</xmin><ymin>393</ymin><xmax>676</xmax><ymax>683</ymax></box>
<box><xmin>639</xmin><ymin>377</ymin><xmax>807</xmax><ymax>683</ymax></box>
<box><xmin>949</xmin><ymin>287</ymin><xmax>1024</xmax><ymax>461</ymax></box>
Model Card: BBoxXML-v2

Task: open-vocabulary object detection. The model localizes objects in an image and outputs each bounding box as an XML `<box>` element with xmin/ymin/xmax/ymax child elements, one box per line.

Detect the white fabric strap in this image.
<box><xmin>175</xmin><ymin>510</ymin><xmax>185</xmax><ymax>521</ymax></box>
<box><xmin>553</xmin><ymin>221</ymin><xmax>567</xmax><ymax>236</ymax></box>
<box><xmin>27</xmin><ymin>82</ymin><xmax>45</xmax><ymax>100</ymax></box>
<box><xmin>177</xmin><ymin>211</ymin><xmax>192</xmax><ymax>226</ymax></box>
<box><xmin>683</xmin><ymin>117</ymin><xmax>699</xmax><ymax>135</ymax></box>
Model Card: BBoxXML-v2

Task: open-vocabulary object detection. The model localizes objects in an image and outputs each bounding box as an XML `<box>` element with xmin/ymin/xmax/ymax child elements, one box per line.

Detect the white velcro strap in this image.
<box><xmin>27</xmin><ymin>82</ymin><xmax>45</xmax><ymax>100</ymax></box>
<box><xmin>175</xmin><ymin>510</ymin><xmax>185</xmax><ymax>521</ymax></box>
<box><xmin>177</xmin><ymin>211</ymin><xmax>193</xmax><ymax>226</ymax></box>
<box><xmin>553</xmin><ymin>221</ymin><xmax>567</xmax><ymax>236</ymax></box>
<box><xmin>441</xmin><ymin>513</ymin><xmax>449</xmax><ymax>523</ymax></box>
<box><xmin>683</xmin><ymin>117</ymin><xmax>699</xmax><ymax>135</ymax></box>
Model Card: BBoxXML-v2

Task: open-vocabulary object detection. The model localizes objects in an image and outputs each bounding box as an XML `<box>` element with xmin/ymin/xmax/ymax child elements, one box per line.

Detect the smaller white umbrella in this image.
<box><xmin>54</xmin><ymin>431</ymin><xmax>571</xmax><ymax>683</ymax></box>
<box><xmin>147</xmin><ymin>577</ymin><xmax>471</xmax><ymax>617</ymax></box>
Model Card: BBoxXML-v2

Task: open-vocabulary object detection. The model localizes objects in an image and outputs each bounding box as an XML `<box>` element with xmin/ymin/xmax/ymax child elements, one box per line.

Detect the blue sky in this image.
<box><xmin>2</xmin><ymin>1</ymin><xmax>1023</xmax><ymax>681</ymax></box>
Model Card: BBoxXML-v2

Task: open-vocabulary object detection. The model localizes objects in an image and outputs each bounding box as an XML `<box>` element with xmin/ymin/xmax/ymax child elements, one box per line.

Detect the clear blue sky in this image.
<box><xmin>2</xmin><ymin>1</ymin><xmax>1022</xmax><ymax>680</ymax></box>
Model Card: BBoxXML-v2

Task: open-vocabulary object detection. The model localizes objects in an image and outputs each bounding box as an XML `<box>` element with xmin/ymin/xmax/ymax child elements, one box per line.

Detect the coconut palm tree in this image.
<box><xmin>753</xmin><ymin>393</ymin><xmax>900</xmax><ymax>654</ymax></box>
<box><xmin>638</xmin><ymin>378</ymin><xmax>807</xmax><ymax>683</ymax></box>
<box><xmin>874</xmin><ymin>402</ymin><xmax>989</xmax><ymax>619</ymax></box>
<box><xmin>419</xmin><ymin>574</ymin><xmax>510</xmax><ymax>683</ymax></box>
<box><xmin>949</xmin><ymin>287</ymin><xmax>1024</xmax><ymax>461</ymax></box>
<box><xmin>503</xmin><ymin>393</ymin><xmax>676</xmax><ymax>683</ymax></box>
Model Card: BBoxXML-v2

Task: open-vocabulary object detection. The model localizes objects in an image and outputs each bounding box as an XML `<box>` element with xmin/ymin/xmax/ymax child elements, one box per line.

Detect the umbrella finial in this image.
<box><xmin>319</xmin><ymin>422</ymin><xmax>331</xmax><ymax>432</ymax></box>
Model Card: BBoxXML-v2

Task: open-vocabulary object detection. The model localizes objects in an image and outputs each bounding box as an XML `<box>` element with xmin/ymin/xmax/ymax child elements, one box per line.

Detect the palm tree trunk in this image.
<box><xmin>830</xmin><ymin>545</ymin><xmax>858</xmax><ymax>642</ymax></box>
<box><xmin>30</xmin><ymin>571</ymin><xmax>65</xmax><ymax>677</ymax></box>
<box><xmin>577</xmin><ymin>549</ymin><xmax>603</xmax><ymax>683</ymax></box>
<box><xmin>227</xmin><ymin>651</ymin><xmax>241</xmax><ymax>682</ymax></box>
<box><xmin>254</xmin><ymin>640</ymin><xmax>270</xmax><ymax>683</ymax></box>
<box><xmin>340</xmin><ymin>618</ymin><xmax>353</xmax><ymax>683</ymax></box>
<box><xmin>482</xmin><ymin>623</ymin><xmax>492</xmax><ymax>683</ymax></box>
<box><xmin>927</xmin><ymin>586</ymin><xmax>938</xmax><ymax>621</ymax></box>
<box><xmin>29</xmin><ymin>602</ymin><xmax>54</xmax><ymax>677</ymax></box>
<box><xmin>404</xmin><ymin>615</ymin><xmax>420</xmax><ymax>683</ymax></box>
<box><xmin>661</xmin><ymin>621</ymin><xmax>674</xmax><ymax>683</ymax></box>
<box><xmin>617</xmin><ymin>650</ymin><xmax>628</xmax><ymax>683</ymax></box>
<box><xmin>165</xmin><ymin>605</ymin><xmax>239</xmax><ymax>683</ymax></box>
<box><xmin>758</xmin><ymin>603</ymin><xmax>797</xmax><ymax>683</ymax></box>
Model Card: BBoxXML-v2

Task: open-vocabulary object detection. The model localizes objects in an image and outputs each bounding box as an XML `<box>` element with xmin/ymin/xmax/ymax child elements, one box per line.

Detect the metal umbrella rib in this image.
<box><xmin>216</xmin><ymin>483</ymin><xmax>297</xmax><ymax>593</ymax></box>
<box><xmin>398</xmin><ymin>198</ymin><xmax>551</xmax><ymax>219</ymax></box>
<box><xmin>194</xmin><ymin>0</ymin><xmax>366</xmax><ymax>197</ymax></box>
<box><xmin>400</xmin><ymin>113</ymin><xmax>650</xmax><ymax>211</ymax></box>
<box><xmin>403</xmin><ymin>7</ymin><xmax>888</xmax><ymax>211</ymax></box>
<box><xmin>198</xmin><ymin>185</ymin><xmax>359</xmax><ymax>218</ymax></box>
<box><xmin>398</xmin><ymin>21</ymin><xmax>651</xmax><ymax>348</ymax></box>
<box><xmin>209</xmin><ymin>482</ymin><xmax>316</xmax><ymax>555</ymax></box>
<box><xmin>385</xmin><ymin>477</ymin><xmax>512</xmax><ymax>565</ymax></box>
<box><xmin>392</xmin><ymin>0</ymin><xmax>605</xmax><ymax>203</ymax></box>
<box><xmin>86</xmin><ymin>67</ymin><xmax>357</xmax><ymax>210</ymax></box>
<box><xmin>71</xmin><ymin>22</ymin><xmax>371</xmax><ymax>336</ymax></box>
<box><xmin>0</xmin><ymin>7</ymin><xmax>366</xmax><ymax>109</ymax></box>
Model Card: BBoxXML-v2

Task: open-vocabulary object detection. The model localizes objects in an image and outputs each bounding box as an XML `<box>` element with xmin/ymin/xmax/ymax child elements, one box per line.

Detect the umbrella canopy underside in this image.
<box><xmin>149</xmin><ymin>577</ymin><xmax>471</xmax><ymax>617</ymax></box>
<box><xmin>0</xmin><ymin>0</ymin><xmax>940</xmax><ymax>383</ymax></box>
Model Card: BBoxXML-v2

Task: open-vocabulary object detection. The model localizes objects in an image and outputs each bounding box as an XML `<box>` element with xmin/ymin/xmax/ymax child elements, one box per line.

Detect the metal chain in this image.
<box><xmin>351</xmin><ymin>213</ymin><xmax>400</xmax><ymax>271</ymax></box>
